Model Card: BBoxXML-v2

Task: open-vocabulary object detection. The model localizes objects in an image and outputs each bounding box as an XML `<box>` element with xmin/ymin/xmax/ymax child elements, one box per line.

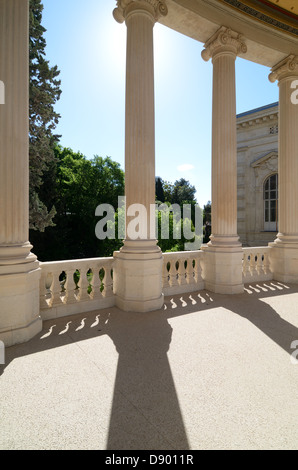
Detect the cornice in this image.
<box><xmin>269</xmin><ymin>55</ymin><xmax>298</xmax><ymax>83</ymax></box>
<box><xmin>113</xmin><ymin>0</ymin><xmax>168</xmax><ymax>23</ymax></box>
<box><xmin>201</xmin><ymin>26</ymin><xmax>247</xmax><ymax>61</ymax></box>
<box><xmin>237</xmin><ymin>112</ymin><xmax>278</xmax><ymax>130</ymax></box>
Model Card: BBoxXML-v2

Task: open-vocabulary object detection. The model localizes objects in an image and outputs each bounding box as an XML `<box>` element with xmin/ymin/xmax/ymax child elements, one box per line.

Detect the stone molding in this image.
<box><xmin>201</xmin><ymin>26</ymin><xmax>247</xmax><ymax>61</ymax></box>
<box><xmin>237</xmin><ymin>112</ymin><xmax>278</xmax><ymax>130</ymax></box>
<box><xmin>269</xmin><ymin>55</ymin><xmax>298</xmax><ymax>83</ymax></box>
<box><xmin>113</xmin><ymin>0</ymin><xmax>168</xmax><ymax>23</ymax></box>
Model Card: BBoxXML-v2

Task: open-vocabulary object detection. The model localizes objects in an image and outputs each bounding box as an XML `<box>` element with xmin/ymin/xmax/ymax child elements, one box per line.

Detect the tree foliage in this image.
<box><xmin>155</xmin><ymin>176</ymin><xmax>165</xmax><ymax>203</ymax></box>
<box><xmin>30</xmin><ymin>147</ymin><xmax>125</xmax><ymax>260</ymax></box>
<box><xmin>29</xmin><ymin>0</ymin><xmax>62</xmax><ymax>231</ymax></box>
<box><xmin>159</xmin><ymin>178</ymin><xmax>196</xmax><ymax>206</ymax></box>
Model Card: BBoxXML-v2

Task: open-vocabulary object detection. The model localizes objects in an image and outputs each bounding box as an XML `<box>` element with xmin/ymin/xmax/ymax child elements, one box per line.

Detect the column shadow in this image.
<box><xmin>0</xmin><ymin>308</ymin><xmax>190</xmax><ymax>450</ymax></box>
<box><xmin>104</xmin><ymin>310</ymin><xmax>190</xmax><ymax>450</ymax></box>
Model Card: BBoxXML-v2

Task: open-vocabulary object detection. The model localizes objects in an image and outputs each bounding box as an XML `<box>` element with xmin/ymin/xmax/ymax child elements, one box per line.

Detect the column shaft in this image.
<box><xmin>0</xmin><ymin>0</ymin><xmax>42</xmax><ymax>346</ymax></box>
<box><xmin>211</xmin><ymin>52</ymin><xmax>238</xmax><ymax>240</ymax></box>
<box><xmin>200</xmin><ymin>27</ymin><xmax>246</xmax><ymax>294</ymax></box>
<box><xmin>0</xmin><ymin>0</ymin><xmax>30</xmax><ymax>252</ymax></box>
<box><xmin>278</xmin><ymin>77</ymin><xmax>298</xmax><ymax>237</ymax></box>
<box><xmin>268</xmin><ymin>56</ymin><xmax>298</xmax><ymax>283</ymax></box>
<box><xmin>112</xmin><ymin>1</ymin><xmax>167</xmax><ymax>312</ymax></box>
<box><xmin>125</xmin><ymin>10</ymin><xmax>155</xmax><ymax>239</ymax></box>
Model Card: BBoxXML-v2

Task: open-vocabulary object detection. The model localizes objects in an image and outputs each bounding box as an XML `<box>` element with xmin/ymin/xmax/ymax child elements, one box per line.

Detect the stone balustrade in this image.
<box><xmin>162</xmin><ymin>251</ymin><xmax>204</xmax><ymax>296</ymax></box>
<box><xmin>39</xmin><ymin>247</ymin><xmax>274</xmax><ymax>321</ymax></box>
<box><xmin>242</xmin><ymin>247</ymin><xmax>273</xmax><ymax>283</ymax></box>
<box><xmin>40</xmin><ymin>258</ymin><xmax>115</xmax><ymax>320</ymax></box>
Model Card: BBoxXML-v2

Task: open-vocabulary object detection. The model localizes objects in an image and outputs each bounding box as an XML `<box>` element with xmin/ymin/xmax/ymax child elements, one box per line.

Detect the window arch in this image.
<box><xmin>264</xmin><ymin>173</ymin><xmax>278</xmax><ymax>232</ymax></box>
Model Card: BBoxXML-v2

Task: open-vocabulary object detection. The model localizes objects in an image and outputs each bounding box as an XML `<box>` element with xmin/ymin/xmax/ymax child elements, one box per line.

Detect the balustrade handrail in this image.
<box><xmin>163</xmin><ymin>251</ymin><xmax>204</xmax><ymax>259</ymax></box>
<box><xmin>40</xmin><ymin>256</ymin><xmax>114</xmax><ymax>269</ymax></box>
<box><xmin>242</xmin><ymin>247</ymin><xmax>271</xmax><ymax>254</ymax></box>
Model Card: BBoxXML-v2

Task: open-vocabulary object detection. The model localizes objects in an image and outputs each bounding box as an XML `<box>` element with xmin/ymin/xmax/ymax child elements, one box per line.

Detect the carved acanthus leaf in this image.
<box><xmin>201</xmin><ymin>26</ymin><xmax>247</xmax><ymax>61</ymax></box>
<box><xmin>113</xmin><ymin>0</ymin><xmax>168</xmax><ymax>23</ymax></box>
<box><xmin>269</xmin><ymin>55</ymin><xmax>298</xmax><ymax>83</ymax></box>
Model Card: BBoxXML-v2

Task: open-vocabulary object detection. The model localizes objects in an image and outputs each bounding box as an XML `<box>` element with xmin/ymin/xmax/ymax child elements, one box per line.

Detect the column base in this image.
<box><xmin>201</xmin><ymin>240</ymin><xmax>244</xmax><ymax>294</ymax></box>
<box><xmin>113</xmin><ymin>240</ymin><xmax>164</xmax><ymax>313</ymax></box>
<box><xmin>0</xmin><ymin>257</ymin><xmax>42</xmax><ymax>347</ymax></box>
<box><xmin>269</xmin><ymin>235</ymin><xmax>298</xmax><ymax>283</ymax></box>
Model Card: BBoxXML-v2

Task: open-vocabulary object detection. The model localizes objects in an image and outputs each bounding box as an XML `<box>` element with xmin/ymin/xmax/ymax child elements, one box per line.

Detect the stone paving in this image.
<box><xmin>1</xmin><ymin>281</ymin><xmax>298</xmax><ymax>450</ymax></box>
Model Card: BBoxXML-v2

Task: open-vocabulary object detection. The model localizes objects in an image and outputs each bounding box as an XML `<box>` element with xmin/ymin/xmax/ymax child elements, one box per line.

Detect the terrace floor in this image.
<box><xmin>1</xmin><ymin>281</ymin><xmax>298</xmax><ymax>450</ymax></box>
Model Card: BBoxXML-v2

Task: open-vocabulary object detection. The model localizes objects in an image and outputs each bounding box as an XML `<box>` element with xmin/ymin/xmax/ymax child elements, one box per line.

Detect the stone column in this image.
<box><xmin>269</xmin><ymin>55</ymin><xmax>298</xmax><ymax>282</ymax></box>
<box><xmin>201</xmin><ymin>27</ymin><xmax>247</xmax><ymax>294</ymax></box>
<box><xmin>112</xmin><ymin>0</ymin><xmax>167</xmax><ymax>312</ymax></box>
<box><xmin>0</xmin><ymin>0</ymin><xmax>42</xmax><ymax>346</ymax></box>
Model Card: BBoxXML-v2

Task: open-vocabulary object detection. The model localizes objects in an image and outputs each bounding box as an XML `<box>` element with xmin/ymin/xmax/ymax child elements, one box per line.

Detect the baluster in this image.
<box><xmin>77</xmin><ymin>268</ymin><xmax>90</xmax><ymax>302</ymax></box>
<box><xmin>65</xmin><ymin>269</ymin><xmax>78</xmax><ymax>304</ymax></box>
<box><xmin>103</xmin><ymin>264</ymin><xmax>114</xmax><ymax>297</ymax></box>
<box><xmin>178</xmin><ymin>259</ymin><xmax>187</xmax><ymax>286</ymax></box>
<box><xmin>51</xmin><ymin>270</ymin><xmax>63</xmax><ymax>306</ymax></box>
<box><xmin>248</xmin><ymin>253</ymin><xmax>256</xmax><ymax>278</ymax></box>
<box><xmin>193</xmin><ymin>258</ymin><xmax>202</xmax><ymax>284</ymax></box>
<box><xmin>242</xmin><ymin>253</ymin><xmax>250</xmax><ymax>280</ymax></box>
<box><xmin>169</xmin><ymin>260</ymin><xmax>179</xmax><ymax>287</ymax></box>
<box><xmin>263</xmin><ymin>252</ymin><xmax>271</xmax><ymax>275</ymax></box>
<box><xmin>90</xmin><ymin>267</ymin><xmax>103</xmax><ymax>300</ymax></box>
<box><xmin>256</xmin><ymin>252</ymin><xmax>263</xmax><ymax>276</ymax></box>
<box><xmin>162</xmin><ymin>260</ymin><xmax>170</xmax><ymax>289</ymax></box>
<box><xmin>187</xmin><ymin>258</ymin><xmax>196</xmax><ymax>286</ymax></box>
<box><xmin>40</xmin><ymin>269</ymin><xmax>52</xmax><ymax>309</ymax></box>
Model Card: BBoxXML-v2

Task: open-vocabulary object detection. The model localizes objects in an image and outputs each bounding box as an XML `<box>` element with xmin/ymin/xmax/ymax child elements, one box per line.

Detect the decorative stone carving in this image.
<box><xmin>269</xmin><ymin>55</ymin><xmax>298</xmax><ymax>83</ymax></box>
<box><xmin>269</xmin><ymin>125</ymin><xmax>278</xmax><ymax>135</ymax></box>
<box><xmin>201</xmin><ymin>26</ymin><xmax>247</xmax><ymax>61</ymax></box>
<box><xmin>113</xmin><ymin>0</ymin><xmax>168</xmax><ymax>23</ymax></box>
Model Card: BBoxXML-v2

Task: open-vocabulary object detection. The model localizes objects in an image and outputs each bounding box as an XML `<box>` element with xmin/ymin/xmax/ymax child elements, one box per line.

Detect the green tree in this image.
<box><xmin>30</xmin><ymin>147</ymin><xmax>125</xmax><ymax>261</ymax></box>
<box><xmin>29</xmin><ymin>0</ymin><xmax>62</xmax><ymax>231</ymax></box>
<box><xmin>171</xmin><ymin>178</ymin><xmax>196</xmax><ymax>205</ymax></box>
<box><xmin>203</xmin><ymin>201</ymin><xmax>211</xmax><ymax>243</ymax></box>
<box><xmin>155</xmin><ymin>176</ymin><xmax>165</xmax><ymax>203</ymax></box>
<box><xmin>161</xmin><ymin>178</ymin><xmax>196</xmax><ymax>206</ymax></box>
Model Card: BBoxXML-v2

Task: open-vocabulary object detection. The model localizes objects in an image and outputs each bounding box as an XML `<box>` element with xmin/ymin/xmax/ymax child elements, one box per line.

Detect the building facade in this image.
<box><xmin>237</xmin><ymin>102</ymin><xmax>279</xmax><ymax>246</ymax></box>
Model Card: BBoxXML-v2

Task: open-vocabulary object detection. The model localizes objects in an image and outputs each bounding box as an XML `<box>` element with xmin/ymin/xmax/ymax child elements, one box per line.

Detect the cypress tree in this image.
<box><xmin>29</xmin><ymin>0</ymin><xmax>61</xmax><ymax>231</ymax></box>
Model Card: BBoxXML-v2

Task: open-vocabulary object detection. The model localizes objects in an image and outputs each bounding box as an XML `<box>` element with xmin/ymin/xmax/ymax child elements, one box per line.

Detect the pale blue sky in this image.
<box><xmin>42</xmin><ymin>0</ymin><xmax>279</xmax><ymax>207</ymax></box>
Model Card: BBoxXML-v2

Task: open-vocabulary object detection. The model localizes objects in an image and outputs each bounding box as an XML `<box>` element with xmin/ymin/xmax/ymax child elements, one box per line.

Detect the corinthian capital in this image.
<box><xmin>269</xmin><ymin>55</ymin><xmax>298</xmax><ymax>83</ymax></box>
<box><xmin>201</xmin><ymin>26</ymin><xmax>247</xmax><ymax>62</ymax></box>
<box><xmin>113</xmin><ymin>0</ymin><xmax>168</xmax><ymax>23</ymax></box>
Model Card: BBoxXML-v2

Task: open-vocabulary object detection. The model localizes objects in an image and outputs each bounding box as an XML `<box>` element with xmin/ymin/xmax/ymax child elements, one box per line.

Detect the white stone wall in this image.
<box><xmin>237</xmin><ymin>103</ymin><xmax>278</xmax><ymax>246</ymax></box>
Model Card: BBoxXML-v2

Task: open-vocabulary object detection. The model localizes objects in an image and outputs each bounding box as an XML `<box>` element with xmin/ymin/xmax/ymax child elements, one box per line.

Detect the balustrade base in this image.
<box><xmin>113</xmin><ymin>247</ymin><xmax>164</xmax><ymax>312</ymax></box>
<box><xmin>0</xmin><ymin>259</ymin><xmax>42</xmax><ymax>347</ymax></box>
<box><xmin>269</xmin><ymin>239</ymin><xmax>298</xmax><ymax>283</ymax></box>
<box><xmin>201</xmin><ymin>245</ymin><xmax>244</xmax><ymax>294</ymax></box>
<box><xmin>41</xmin><ymin>296</ymin><xmax>115</xmax><ymax>321</ymax></box>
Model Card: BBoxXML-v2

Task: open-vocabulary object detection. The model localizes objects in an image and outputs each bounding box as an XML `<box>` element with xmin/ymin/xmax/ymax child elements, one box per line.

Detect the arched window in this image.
<box><xmin>264</xmin><ymin>174</ymin><xmax>278</xmax><ymax>231</ymax></box>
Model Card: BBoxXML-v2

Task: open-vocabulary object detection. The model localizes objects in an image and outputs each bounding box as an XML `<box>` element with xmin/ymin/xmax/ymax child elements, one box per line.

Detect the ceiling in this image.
<box><xmin>216</xmin><ymin>0</ymin><xmax>298</xmax><ymax>37</ymax></box>
<box><xmin>263</xmin><ymin>0</ymin><xmax>298</xmax><ymax>16</ymax></box>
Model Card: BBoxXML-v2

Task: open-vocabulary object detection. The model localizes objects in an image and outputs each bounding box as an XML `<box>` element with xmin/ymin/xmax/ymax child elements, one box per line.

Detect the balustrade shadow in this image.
<box><xmin>165</xmin><ymin>281</ymin><xmax>298</xmax><ymax>357</ymax></box>
<box><xmin>1</xmin><ymin>281</ymin><xmax>298</xmax><ymax>449</ymax></box>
